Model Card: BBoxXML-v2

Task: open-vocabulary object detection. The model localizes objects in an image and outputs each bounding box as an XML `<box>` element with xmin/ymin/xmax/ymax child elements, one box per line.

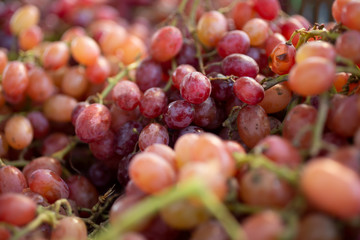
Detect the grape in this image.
<box><xmin>232</xmin><ymin>1</ymin><xmax>254</xmax><ymax>29</ymax></box>
<box><xmin>150</xmin><ymin>26</ymin><xmax>183</xmax><ymax>62</ymax></box>
<box><xmin>41</xmin><ymin>133</ymin><xmax>70</xmax><ymax>156</ymax></box>
<box><xmin>216</xmin><ymin>30</ymin><xmax>250</xmax><ymax>58</ymax></box>
<box><xmin>258</xmin><ymin>84</ymin><xmax>292</xmax><ymax>114</ymax></box>
<box><xmin>113</xmin><ymin>80</ymin><xmax>142</xmax><ymax>111</ymax></box>
<box><xmin>176</xmin><ymin>41</ymin><xmax>198</xmax><ymax>67</ymax></box>
<box><xmin>88</xmin><ymin>162</ymin><xmax>114</xmax><ymax>188</ymax></box>
<box><xmin>51</xmin><ymin>217</ymin><xmax>87</xmax><ymax>240</ymax></box>
<box><xmin>341</xmin><ymin>1</ymin><xmax>360</xmax><ymax>31</ymax></box>
<box><xmin>0</xmin><ymin>193</ymin><xmax>36</xmax><ymax>226</ymax></box>
<box><xmin>121</xmin><ymin>232</ymin><xmax>147</xmax><ymax>240</ymax></box>
<box><xmin>233</xmin><ymin>76</ymin><xmax>264</xmax><ymax>105</ymax></box>
<box><xmin>23</xmin><ymin>156</ymin><xmax>62</xmax><ymax>181</ymax></box>
<box><xmin>255</xmin><ymin>136</ymin><xmax>302</xmax><ymax>168</ymax></box>
<box><xmin>0</xmin><ymin>227</ymin><xmax>10</xmax><ymax>240</ymax></box>
<box><xmin>138</xmin><ymin>123</ymin><xmax>169</xmax><ymax>151</ymax></box>
<box><xmin>174</xmin><ymin>133</ymin><xmax>200</xmax><ymax>168</ymax></box>
<box><xmin>27</xmin><ymin>111</ymin><xmax>49</xmax><ymax>140</ymax></box>
<box><xmin>89</xmin><ymin>130</ymin><xmax>116</xmax><ymax>160</ymax></box>
<box><xmin>5</xmin><ymin>115</ymin><xmax>33</xmax><ymax>150</ymax></box>
<box><xmin>62</xmin><ymin>66</ymin><xmax>88</xmax><ymax>99</ymax></box>
<box><xmin>180</xmin><ymin>72</ymin><xmax>211</xmax><ymax>104</ymax></box>
<box><xmin>222</xmin><ymin>54</ymin><xmax>259</xmax><ymax>78</ymax></box>
<box><xmin>139</xmin><ymin>88</ymin><xmax>167</xmax><ymax>118</ymax></box>
<box><xmin>193</xmin><ymin>97</ymin><xmax>217</xmax><ymax>128</ymax></box>
<box><xmin>197</xmin><ymin>11</ymin><xmax>227</xmax><ymax>47</ymax></box>
<box><xmin>288</xmin><ymin>57</ymin><xmax>336</xmax><ymax>96</ymax></box>
<box><xmin>2</xmin><ymin>61</ymin><xmax>29</xmax><ymax>98</ymax></box>
<box><xmin>172</xmin><ymin>64</ymin><xmax>196</xmax><ymax>89</ymax></box>
<box><xmin>210</xmin><ymin>77</ymin><xmax>233</xmax><ymax>101</ymax></box>
<box><xmin>333</xmin><ymin>72</ymin><xmax>352</xmax><ymax>93</ymax></box>
<box><xmin>239</xmin><ymin>168</ymin><xmax>294</xmax><ymax>207</ymax></box>
<box><xmin>264</xmin><ymin>33</ymin><xmax>286</xmax><ymax>56</ymax></box>
<box><xmin>164</xmin><ymin>100</ymin><xmax>195</xmax><ymax>130</ymax></box>
<box><xmin>297</xmin><ymin>214</ymin><xmax>340</xmax><ymax>240</ymax></box>
<box><xmin>86</xmin><ymin>56</ymin><xmax>111</xmax><ymax>84</ymax></box>
<box><xmin>301</xmin><ymin>158</ymin><xmax>360</xmax><ymax>219</ymax></box>
<box><xmin>9</xmin><ymin>4</ymin><xmax>40</xmax><ymax>35</ymax></box>
<box><xmin>27</xmin><ymin>66</ymin><xmax>55</xmax><ymax>103</ymax></box>
<box><xmin>117</xmin><ymin>153</ymin><xmax>135</xmax><ymax>186</ymax></box>
<box><xmin>71</xmin><ymin>36</ymin><xmax>100</xmax><ymax>66</ymax></box>
<box><xmin>0</xmin><ymin>166</ymin><xmax>27</xmax><ymax>194</ymax></box>
<box><xmin>269</xmin><ymin>42</ymin><xmax>296</xmax><ymax>75</ymax></box>
<box><xmin>280</xmin><ymin>17</ymin><xmax>303</xmax><ymax>46</ymax></box>
<box><xmin>242</xmin><ymin>210</ymin><xmax>285</xmax><ymax>240</ymax></box>
<box><xmin>115</xmin><ymin>121</ymin><xmax>143</xmax><ymax>157</ymax></box>
<box><xmin>41</xmin><ymin>41</ymin><xmax>70</xmax><ymax>70</ymax></box>
<box><xmin>18</xmin><ymin>25</ymin><xmax>43</xmax><ymax>50</ymax></box>
<box><xmin>237</xmin><ymin>105</ymin><xmax>270</xmax><ymax>148</ymax></box>
<box><xmin>29</xmin><ymin>169</ymin><xmax>69</xmax><ymax>203</ymax></box>
<box><xmin>253</xmin><ymin>0</ymin><xmax>280</xmax><ymax>20</ymax></box>
<box><xmin>135</xmin><ymin>59</ymin><xmax>163</xmax><ymax>91</ymax></box>
<box><xmin>129</xmin><ymin>152</ymin><xmax>176</xmax><ymax>194</ymax></box>
<box><xmin>160</xmin><ymin>199</ymin><xmax>210</xmax><ymax>229</ymax></box>
<box><xmin>43</xmin><ymin>94</ymin><xmax>78</xmax><ymax>123</ymax></box>
<box><xmin>327</xmin><ymin>95</ymin><xmax>360</xmax><ymax>137</ymax></box>
<box><xmin>67</xmin><ymin>175</ymin><xmax>99</xmax><ymax>209</ymax></box>
<box><xmin>144</xmin><ymin>144</ymin><xmax>176</xmax><ymax>169</ymax></box>
<box><xmin>190</xmin><ymin>220</ymin><xmax>228</xmax><ymax>240</ymax></box>
<box><xmin>75</xmin><ymin>103</ymin><xmax>111</xmax><ymax>143</ymax></box>
<box><xmin>282</xmin><ymin>104</ymin><xmax>317</xmax><ymax>149</ymax></box>
<box><xmin>61</xmin><ymin>26</ymin><xmax>86</xmax><ymax>43</ymax></box>
<box><xmin>335</xmin><ymin>30</ymin><xmax>360</xmax><ymax>64</ymax></box>
<box><xmin>116</xmin><ymin>34</ymin><xmax>146</xmax><ymax>65</ymax></box>
<box><xmin>99</xmin><ymin>25</ymin><xmax>127</xmax><ymax>56</ymax></box>
<box><xmin>332</xmin><ymin>1</ymin><xmax>341</xmax><ymax>22</ymax></box>
<box><xmin>0</xmin><ymin>134</ymin><xmax>9</xmax><ymax>158</ymax></box>
<box><xmin>242</xmin><ymin>18</ymin><xmax>269</xmax><ymax>47</ymax></box>
<box><xmin>0</xmin><ymin>50</ymin><xmax>8</xmax><ymax>74</ymax></box>
<box><xmin>296</xmin><ymin>41</ymin><xmax>336</xmax><ymax>63</ymax></box>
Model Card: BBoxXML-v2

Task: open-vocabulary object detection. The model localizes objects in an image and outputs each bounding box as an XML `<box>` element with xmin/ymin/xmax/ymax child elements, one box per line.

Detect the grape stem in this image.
<box><xmin>309</xmin><ymin>93</ymin><xmax>328</xmax><ymax>156</ymax></box>
<box><xmin>0</xmin><ymin>158</ymin><xmax>29</xmax><ymax>167</ymax></box>
<box><xmin>51</xmin><ymin>136</ymin><xmax>79</xmax><ymax>160</ymax></box>
<box><xmin>261</xmin><ymin>74</ymin><xmax>288</xmax><ymax>90</ymax></box>
<box><xmin>94</xmin><ymin>180</ymin><xmax>246</xmax><ymax>240</ymax></box>
<box><xmin>233</xmin><ymin>153</ymin><xmax>299</xmax><ymax>185</ymax></box>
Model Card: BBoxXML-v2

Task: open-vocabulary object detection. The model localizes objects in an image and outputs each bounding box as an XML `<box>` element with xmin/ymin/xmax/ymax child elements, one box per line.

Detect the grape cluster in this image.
<box><xmin>0</xmin><ymin>0</ymin><xmax>360</xmax><ymax>239</ymax></box>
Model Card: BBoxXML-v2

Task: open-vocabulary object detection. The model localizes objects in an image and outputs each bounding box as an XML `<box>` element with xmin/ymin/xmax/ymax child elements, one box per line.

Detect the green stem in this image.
<box><xmin>261</xmin><ymin>74</ymin><xmax>289</xmax><ymax>90</ymax></box>
<box><xmin>233</xmin><ymin>153</ymin><xmax>299</xmax><ymax>185</ymax></box>
<box><xmin>309</xmin><ymin>93</ymin><xmax>328</xmax><ymax>156</ymax></box>
<box><xmin>190</xmin><ymin>0</ymin><xmax>201</xmax><ymax>27</ymax></box>
<box><xmin>1</xmin><ymin>159</ymin><xmax>29</xmax><ymax>167</ymax></box>
<box><xmin>227</xmin><ymin>202</ymin><xmax>262</xmax><ymax>214</ymax></box>
<box><xmin>51</xmin><ymin>137</ymin><xmax>78</xmax><ymax>160</ymax></box>
<box><xmin>336</xmin><ymin>66</ymin><xmax>360</xmax><ymax>76</ymax></box>
<box><xmin>53</xmin><ymin>199</ymin><xmax>73</xmax><ymax>216</ymax></box>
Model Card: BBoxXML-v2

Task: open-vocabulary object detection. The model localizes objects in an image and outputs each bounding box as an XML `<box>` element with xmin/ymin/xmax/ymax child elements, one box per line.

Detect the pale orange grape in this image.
<box><xmin>18</xmin><ymin>25</ymin><xmax>43</xmax><ymax>50</ymax></box>
<box><xmin>288</xmin><ymin>57</ymin><xmax>336</xmax><ymax>96</ymax></box>
<box><xmin>2</xmin><ymin>61</ymin><xmax>29</xmax><ymax>98</ymax></box>
<box><xmin>197</xmin><ymin>11</ymin><xmax>227</xmax><ymax>48</ymax></box>
<box><xmin>115</xmin><ymin>35</ymin><xmax>147</xmax><ymax>65</ymax></box>
<box><xmin>71</xmin><ymin>36</ymin><xmax>100</xmax><ymax>66</ymax></box>
<box><xmin>43</xmin><ymin>94</ymin><xmax>77</xmax><ymax>123</ymax></box>
<box><xmin>160</xmin><ymin>199</ymin><xmax>210</xmax><ymax>229</ymax></box>
<box><xmin>27</xmin><ymin>66</ymin><xmax>55</xmax><ymax>103</ymax></box>
<box><xmin>99</xmin><ymin>25</ymin><xmax>127</xmax><ymax>56</ymax></box>
<box><xmin>5</xmin><ymin>115</ymin><xmax>33</xmax><ymax>150</ymax></box>
<box><xmin>61</xmin><ymin>66</ymin><xmax>88</xmax><ymax>99</ymax></box>
<box><xmin>295</xmin><ymin>41</ymin><xmax>336</xmax><ymax>63</ymax></box>
<box><xmin>242</xmin><ymin>18</ymin><xmax>269</xmax><ymax>46</ymax></box>
<box><xmin>42</xmin><ymin>42</ymin><xmax>69</xmax><ymax>70</ymax></box>
<box><xmin>10</xmin><ymin>4</ymin><xmax>40</xmax><ymax>35</ymax></box>
<box><xmin>144</xmin><ymin>144</ymin><xmax>176</xmax><ymax>170</ymax></box>
<box><xmin>179</xmin><ymin>162</ymin><xmax>227</xmax><ymax>201</ymax></box>
<box><xmin>129</xmin><ymin>152</ymin><xmax>176</xmax><ymax>194</ymax></box>
<box><xmin>174</xmin><ymin>133</ymin><xmax>200</xmax><ymax>169</ymax></box>
<box><xmin>258</xmin><ymin>84</ymin><xmax>292</xmax><ymax>114</ymax></box>
<box><xmin>301</xmin><ymin>158</ymin><xmax>360</xmax><ymax>219</ymax></box>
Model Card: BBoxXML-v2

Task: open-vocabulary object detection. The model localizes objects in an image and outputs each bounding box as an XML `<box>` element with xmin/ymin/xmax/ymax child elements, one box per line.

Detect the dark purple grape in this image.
<box><xmin>88</xmin><ymin>162</ymin><xmax>114</xmax><ymax>188</ymax></box>
<box><xmin>193</xmin><ymin>97</ymin><xmax>217</xmax><ymax>128</ymax></box>
<box><xmin>117</xmin><ymin>153</ymin><xmax>135</xmax><ymax>186</ymax></box>
<box><xmin>115</xmin><ymin>121</ymin><xmax>143</xmax><ymax>157</ymax></box>
<box><xmin>176</xmin><ymin>41</ymin><xmax>198</xmax><ymax>67</ymax></box>
<box><xmin>210</xmin><ymin>78</ymin><xmax>233</xmax><ymax>101</ymax></box>
<box><xmin>135</xmin><ymin>59</ymin><xmax>163</xmax><ymax>91</ymax></box>
<box><xmin>139</xmin><ymin>88</ymin><xmax>167</xmax><ymax>118</ymax></box>
<box><xmin>164</xmin><ymin>100</ymin><xmax>195</xmax><ymax>129</ymax></box>
<box><xmin>178</xmin><ymin>126</ymin><xmax>205</xmax><ymax>137</ymax></box>
<box><xmin>222</xmin><ymin>53</ymin><xmax>259</xmax><ymax>78</ymax></box>
<box><xmin>71</xmin><ymin>102</ymin><xmax>89</xmax><ymax>126</ymax></box>
<box><xmin>27</xmin><ymin>111</ymin><xmax>50</xmax><ymax>139</ymax></box>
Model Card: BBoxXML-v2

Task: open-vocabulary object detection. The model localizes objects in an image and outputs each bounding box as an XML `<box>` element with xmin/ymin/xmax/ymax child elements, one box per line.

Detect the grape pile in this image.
<box><xmin>0</xmin><ymin>0</ymin><xmax>360</xmax><ymax>239</ymax></box>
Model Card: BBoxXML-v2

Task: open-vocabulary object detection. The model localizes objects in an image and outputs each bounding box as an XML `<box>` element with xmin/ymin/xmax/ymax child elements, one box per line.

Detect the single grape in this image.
<box><xmin>138</xmin><ymin>123</ymin><xmax>169</xmax><ymax>151</ymax></box>
<box><xmin>0</xmin><ymin>193</ymin><xmax>36</xmax><ymax>226</ymax></box>
<box><xmin>172</xmin><ymin>64</ymin><xmax>196</xmax><ymax>89</ymax></box>
<box><xmin>265</xmin><ymin>33</ymin><xmax>286</xmax><ymax>56</ymax></box>
<box><xmin>61</xmin><ymin>66</ymin><xmax>88</xmax><ymax>99</ymax></box>
<box><xmin>27</xmin><ymin>67</ymin><xmax>55</xmax><ymax>103</ymax></box>
<box><xmin>67</xmin><ymin>175</ymin><xmax>99</xmax><ymax>209</ymax></box>
<box><xmin>4</xmin><ymin>115</ymin><xmax>33</xmax><ymax>150</ymax></box>
<box><xmin>233</xmin><ymin>76</ymin><xmax>264</xmax><ymax>105</ymax></box>
<box><xmin>0</xmin><ymin>166</ymin><xmax>27</xmax><ymax>194</ymax></box>
<box><xmin>197</xmin><ymin>11</ymin><xmax>227</xmax><ymax>48</ymax></box>
<box><xmin>341</xmin><ymin>1</ymin><xmax>360</xmax><ymax>31</ymax></box>
<box><xmin>242</xmin><ymin>18</ymin><xmax>269</xmax><ymax>47</ymax></box>
<box><xmin>269</xmin><ymin>42</ymin><xmax>296</xmax><ymax>75</ymax></box>
<box><xmin>51</xmin><ymin>217</ymin><xmax>87</xmax><ymax>240</ymax></box>
<box><xmin>222</xmin><ymin>53</ymin><xmax>259</xmax><ymax>78</ymax></box>
<box><xmin>41</xmin><ymin>41</ymin><xmax>70</xmax><ymax>70</ymax></box>
<box><xmin>180</xmin><ymin>72</ymin><xmax>211</xmax><ymax>104</ymax></box>
<box><xmin>135</xmin><ymin>59</ymin><xmax>163</xmax><ymax>91</ymax></box>
<box><xmin>296</xmin><ymin>214</ymin><xmax>340</xmax><ymax>240</ymax></box>
<box><xmin>150</xmin><ymin>26</ymin><xmax>183</xmax><ymax>62</ymax></box>
<box><xmin>43</xmin><ymin>94</ymin><xmax>78</xmax><ymax>123</ymax></box>
<box><xmin>9</xmin><ymin>4</ymin><xmax>40</xmax><ymax>35</ymax></box>
<box><xmin>216</xmin><ymin>30</ymin><xmax>250</xmax><ymax>58</ymax></box>
<box><xmin>23</xmin><ymin>156</ymin><xmax>62</xmax><ymax>181</ymax></box>
<box><xmin>115</xmin><ymin>121</ymin><xmax>143</xmax><ymax>157</ymax></box>
<box><xmin>335</xmin><ymin>30</ymin><xmax>360</xmax><ymax>64</ymax></box>
<box><xmin>144</xmin><ymin>144</ymin><xmax>176</xmax><ymax>169</ymax></box>
<box><xmin>41</xmin><ymin>133</ymin><xmax>70</xmax><ymax>156</ymax></box>
<box><xmin>86</xmin><ymin>56</ymin><xmax>111</xmax><ymax>84</ymax></box>
<box><xmin>258</xmin><ymin>84</ymin><xmax>292</xmax><ymax>114</ymax></box>
<box><xmin>71</xmin><ymin>36</ymin><xmax>100</xmax><ymax>66</ymax></box>
<box><xmin>296</xmin><ymin>41</ymin><xmax>336</xmax><ymax>63</ymax></box>
<box><xmin>18</xmin><ymin>25</ymin><xmax>43</xmax><ymax>50</ymax></box>
<box><xmin>112</xmin><ymin>80</ymin><xmax>142</xmax><ymax>111</ymax></box>
<box><xmin>253</xmin><ymin>0</ymin><xmax>280</xmax><ymax>20</ymax></box>
<box><xmin>139</xmin><ymin>88</ymin><xmax>167</xmax><ymax>118</ymax></box>
<box><xmin>89</xmin><ymin>130</ymin><xmax>116</xmax><ymax>160</ymax></box>
<box><xmin>2</xmin><ymin>61</ymin><xmax>29</xmax><ymax>98</ymax></box>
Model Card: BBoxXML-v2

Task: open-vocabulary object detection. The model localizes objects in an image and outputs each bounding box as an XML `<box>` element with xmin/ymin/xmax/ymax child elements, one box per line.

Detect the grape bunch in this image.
<box><xmin>0</xmin><ymin>0</ymin><xmax>360</xmax><ymax>239</ymax></box>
